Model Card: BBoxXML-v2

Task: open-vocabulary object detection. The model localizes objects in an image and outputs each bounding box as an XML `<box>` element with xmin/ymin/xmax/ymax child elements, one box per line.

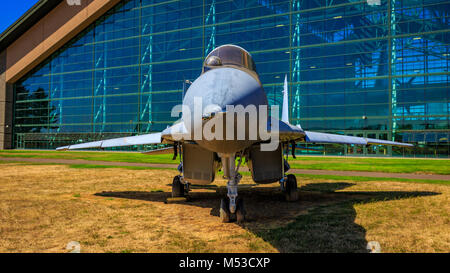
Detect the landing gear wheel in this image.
<box><xmin>172</xmin><ymin>175</ymin><xmax>185</xmax><ymax>198</ymax></box>
<box><xmin>235</xmin><ymin>197</ymin><xmax>246</xmax><ymax>223</ymax></box>
<box><xmin>220</xmin><ymin>198</ymin><xmax>231</xmax><ymax>223</ymax></box>
<box><xmin>285</xmin><ymin>174</ymin><xmax>299</xmax><ymax>202</ymax></box>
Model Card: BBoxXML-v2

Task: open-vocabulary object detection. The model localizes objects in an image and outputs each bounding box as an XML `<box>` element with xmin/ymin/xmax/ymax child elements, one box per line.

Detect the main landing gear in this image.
<box><xmin>172</xmin><ymin>175</ymin><xmax>189</xmax><ymax>198</ymax></box>
<box><xmin>280</xmin><ymin>174</ymin><xmax>299</xmax><ymax>202</ymax></box>
<box><xmin>219</xmin><ymin>154</ymin><xmax>246</xmax><ymax>223</ymax></box>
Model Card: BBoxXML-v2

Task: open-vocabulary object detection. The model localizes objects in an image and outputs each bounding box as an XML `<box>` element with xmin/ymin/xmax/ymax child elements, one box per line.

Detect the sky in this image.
<box><xmin>0</xmin><ymin>1</ymin><xmax>40</xmax><ymax>34</ymax></box>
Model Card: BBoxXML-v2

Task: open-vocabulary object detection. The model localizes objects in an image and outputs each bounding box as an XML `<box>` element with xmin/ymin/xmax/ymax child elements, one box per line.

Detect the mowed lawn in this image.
<box><xmin>1</xmin><ymin>150</ymin><xmax>450</xmax><ymax>175</ymax></box>
<box><xmin>0</xmin><ymin>163</ymin><xmax>448</xmax><ymax>253</ymax></box>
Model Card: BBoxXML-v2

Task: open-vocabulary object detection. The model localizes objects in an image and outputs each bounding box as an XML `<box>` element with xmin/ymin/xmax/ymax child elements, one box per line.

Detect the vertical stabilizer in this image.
<box><xmin>281</xmin><ymin>74</ymin><xmax>289</xmax><ymax>124</ymax></box>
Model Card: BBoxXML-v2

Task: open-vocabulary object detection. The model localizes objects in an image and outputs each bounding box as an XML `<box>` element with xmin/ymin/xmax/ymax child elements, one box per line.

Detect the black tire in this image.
<box><xmin>285</xmin><ymin>174</ymin><xmax>299</xmax><ymax>202</ymax></box>
<box><xmin>235</xmin><ymin>198</ymin><xmax>246</xmax><ymax>223</ymax></box>
<box><xmin>220</xmin><ymin>198</ymin><xmax>231</xmax><ymax>223</ymax></box>
<box><xmin>172</xmin><ymin>175</ymin><xmax>185</xmax><ymax>198</ymax></box>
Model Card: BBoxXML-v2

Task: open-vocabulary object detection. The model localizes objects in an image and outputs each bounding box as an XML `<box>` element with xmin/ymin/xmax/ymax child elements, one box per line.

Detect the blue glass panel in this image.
<box><xmin>11</xmin><ymin>0</ymin><xmax>449</xmax><ymax>156</ymax></box>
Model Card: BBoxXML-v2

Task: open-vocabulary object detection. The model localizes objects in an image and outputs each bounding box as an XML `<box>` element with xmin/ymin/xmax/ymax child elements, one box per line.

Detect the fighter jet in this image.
<box><xmin>57</xmin><ymin>45</ymin><xmax>413</xmax><ymax>223</ymax></box>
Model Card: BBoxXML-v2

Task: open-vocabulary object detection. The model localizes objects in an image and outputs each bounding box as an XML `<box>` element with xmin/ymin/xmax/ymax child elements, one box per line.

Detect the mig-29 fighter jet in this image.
<box><xmin>57</xmin><ymin>45</ymin><xmax>413</xmax><ymax>223</ymax></box>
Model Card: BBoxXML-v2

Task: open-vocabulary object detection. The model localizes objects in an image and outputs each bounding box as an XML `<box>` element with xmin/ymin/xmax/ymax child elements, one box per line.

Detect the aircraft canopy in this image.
<box><xmin>203</xmin><ymin>44</ymin><xmax>257</xmax><ymax>73</ymax></box>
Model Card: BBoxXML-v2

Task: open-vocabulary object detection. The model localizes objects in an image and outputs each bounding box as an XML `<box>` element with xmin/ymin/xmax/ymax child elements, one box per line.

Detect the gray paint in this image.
<box><xmin>182</xmin><ymin>67</ymin><xmax>267</xmax><ymax>118</ymax></box>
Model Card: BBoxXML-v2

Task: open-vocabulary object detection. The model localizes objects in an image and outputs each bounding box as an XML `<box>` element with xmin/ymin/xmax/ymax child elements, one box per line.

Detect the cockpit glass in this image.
<box><xmin>203</xmin><ymin>45</ymin><xmax>256</xmax><ymax>73</ymax></box>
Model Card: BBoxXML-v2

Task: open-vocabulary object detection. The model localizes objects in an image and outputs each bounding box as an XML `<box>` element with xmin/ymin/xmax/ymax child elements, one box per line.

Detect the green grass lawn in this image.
<box><xmin>0</xmin><ymin>150</ymin><xmax>176</xmax><ymax>164</ymax></box>
<box><xmin>293</xmin><ymin>173</ymin><xmax>450</xmax><ymax>186</ymax></box>
<box><xmin>288</xmin><ymin>157</ymin><xmax>450</xmax><ymax>175</ymax></box>
<box><xmin>0</xmin><ymin>149</ymin><xmax>449</xmax><ymax>175</ymax></box>
<box><xmin>69</xmin><ymin>165</ymin><xmax>449</xmax><ymax>185</ymax></box>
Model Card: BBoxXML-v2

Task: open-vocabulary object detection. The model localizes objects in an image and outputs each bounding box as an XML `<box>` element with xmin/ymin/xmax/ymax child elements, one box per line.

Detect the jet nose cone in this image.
<box><xmin>183</xmin><ymin>67</ymin><xmax>267</xmax><ymax>117</ymax></box>
<box><xmin>181</xmin><ymin>67</ymin><xmax>269</xmax><ymax>153</ymax></box>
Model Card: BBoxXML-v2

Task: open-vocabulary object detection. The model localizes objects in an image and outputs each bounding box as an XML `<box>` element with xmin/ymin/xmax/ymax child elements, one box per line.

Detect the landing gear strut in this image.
<box><xmin>219</xmin><ymin>154</ymin><xmax>246</xmax><ymax>223</ymax></box>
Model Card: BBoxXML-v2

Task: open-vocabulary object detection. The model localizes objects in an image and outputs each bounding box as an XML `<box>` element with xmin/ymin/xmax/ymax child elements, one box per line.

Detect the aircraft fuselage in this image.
<box><xmin>182</xmin><ymin>46</ymin><xmax>269</xmax><ymax>155</ymax></box>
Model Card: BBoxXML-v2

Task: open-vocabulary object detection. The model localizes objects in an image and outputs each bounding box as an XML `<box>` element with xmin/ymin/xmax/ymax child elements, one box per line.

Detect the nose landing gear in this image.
<box><xmin>220</xmin><ymin>196</ymin><xmax>246</xmax><ymax>223</ymax></box>
<box><xmin>219</xmin><ymin>154</ymin><xmax>246</xmax><ymax>223</ymax></box>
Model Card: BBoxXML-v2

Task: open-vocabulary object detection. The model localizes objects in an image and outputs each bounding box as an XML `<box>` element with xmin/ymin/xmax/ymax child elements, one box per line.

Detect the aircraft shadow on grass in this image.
<box><xmin>95</xmin><ymin>182</ymin><xmax>439</xmax><ymax>253</ymax></box>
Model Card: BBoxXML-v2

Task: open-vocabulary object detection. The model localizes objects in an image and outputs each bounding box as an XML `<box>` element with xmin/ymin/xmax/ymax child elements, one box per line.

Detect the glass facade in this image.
<box><xmin>13</xmin><ymin>0</ymin><xmax>449</xmax><ymax>157</ymax></box>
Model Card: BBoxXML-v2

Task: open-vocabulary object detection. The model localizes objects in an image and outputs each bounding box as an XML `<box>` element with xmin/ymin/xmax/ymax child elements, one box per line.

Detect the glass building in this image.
<box><xmin>11</xmin><ymin>0</ymin><xmax>449</xmax><ymax>157</ymax></box>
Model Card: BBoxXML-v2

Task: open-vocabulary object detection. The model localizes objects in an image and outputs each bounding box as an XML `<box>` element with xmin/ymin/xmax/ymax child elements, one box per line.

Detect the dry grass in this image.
<box><xmin>351</xmin><ymin>181</ymin><xmax>450</xmax><ymax>252</ymax></box>
<box><xmin>0</xmin><ymin>163</ymin><xmax>448</xmax><ymax>253</ymax></box>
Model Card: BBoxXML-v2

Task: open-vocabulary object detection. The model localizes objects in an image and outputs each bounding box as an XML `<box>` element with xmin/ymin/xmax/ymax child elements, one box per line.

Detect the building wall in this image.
<box><xmin>8</xmin><ymin>0</ymin><xmax>450</xmax><ymax>156</ymax></box>
<box><xmin>0</xmin><ymin>51</ymin><xmax>13</xmax><ymax>149</ymax></box>
<box><xmin>5</xmin><ymin>0</ymin><xmax>121</xmax><ymax>83</ymax></box>
<box><xmin>1</xmin><ymin>0</ymin><xmax>121</xmax><ymax>150</ymax></box>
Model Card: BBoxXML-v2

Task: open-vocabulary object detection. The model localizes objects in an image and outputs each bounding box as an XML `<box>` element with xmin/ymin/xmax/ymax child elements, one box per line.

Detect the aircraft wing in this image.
<box><xmin>56</xmin><ymin>132</ymin><xmax>163</xmax><ymax>151</ymax></box>
<box><xmin>56</xmin><ymin>121</ymin><xmax>190</xmax><ymax>151</ymax></box>
<box><xmin>276</xmin><ymin>76</ymin><xmax>412</xmax><ymax>148</ymax></box>
<box><xmin>269</xmin><ymin>119</ymin><xmax>411</xmax><ymax>147</ymax></box>
<box><xmin>303</xmin><ymin>131</ymin><xmax>413</xmax><ymax>147</ymax></box>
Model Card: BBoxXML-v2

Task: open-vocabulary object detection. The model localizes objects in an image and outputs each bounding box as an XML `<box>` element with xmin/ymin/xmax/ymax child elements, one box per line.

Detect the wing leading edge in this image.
<box><xmin>56</xmin><ymin>132</ymin><xmax>162</xmax><ymax>151</ymax></box>
<box><xmin>56</xmin><ymin>121</ymin><xmax>190</xmax><ymax>151</ymax></box>
<box><xmin>304</xmin><ymin>131</ymin><xmax>413</xmax><ymax>147</ymax></box>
